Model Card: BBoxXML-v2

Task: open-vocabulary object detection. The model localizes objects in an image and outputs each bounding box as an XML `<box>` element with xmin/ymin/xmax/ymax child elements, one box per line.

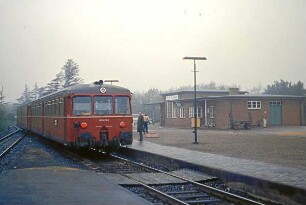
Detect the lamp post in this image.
<box><xmin>183</xmin><ymin>56</ymin><xmax>207</xmax><ymax>144</ymax></box>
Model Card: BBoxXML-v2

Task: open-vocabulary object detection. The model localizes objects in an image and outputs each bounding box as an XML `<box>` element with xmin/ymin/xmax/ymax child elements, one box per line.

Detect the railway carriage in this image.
<box><xmin>17</xmin><ymin>81</ymin><xmax>133</xmax><ymax>151</ymax></box>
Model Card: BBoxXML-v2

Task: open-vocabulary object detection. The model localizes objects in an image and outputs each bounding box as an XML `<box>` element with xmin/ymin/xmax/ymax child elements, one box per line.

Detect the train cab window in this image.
<box><xmin>115</xmin><ymin>96</ymin><xmax>131</xmax><ymax>114</ymax></box>
<box><xmin>94</xmin><ymin>96</ymin><xmax>113</xmax><ymax>115</ymax></box>
<box><xmin>73</xmin><ymin>96</ymin><xmax>92</xmax><ymax>115</ymax></box>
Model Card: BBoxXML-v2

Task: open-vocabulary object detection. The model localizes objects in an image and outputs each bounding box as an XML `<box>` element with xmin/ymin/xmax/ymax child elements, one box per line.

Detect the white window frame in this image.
<box><xmin>248</xmin><ymin>101</ymin><xmax>261</xmax><ymax>109</ymax></box>
<box><xmin>172</xmin><ymin>107</ymin><xmax>177</xmax><ymax>118</ymax></box>
<box><xmin>208</xmin><ymin>106</ymin><xmax>215</xmax><ymax>118</ymax></box>
<box><xmin>188</xmin><ymin>106</ymin><xmax>203</xmax><ymax>118</ymax></box>
<box><xmin>167</xmin><ymin>101</ymin><xmax>177</xmax><ymax>118</ymax></box>
<box><xmin>188</xmin><ymin>107</ymin><xmax>194</xmax><ymax>118</ymax></box>
<box><xmin>166</xmin><ymin>101</ymin><xmax>172</xmax><ymax>118</ymax></box>
<box><xmin>197</xmin><ymin>106</ymin><xmax>203</xmax><ymax>118</ymax></box>
<box><xmin>179</xmin><ymin>107</ymin><xmax>186</xmax><ymax>118</ymax></box>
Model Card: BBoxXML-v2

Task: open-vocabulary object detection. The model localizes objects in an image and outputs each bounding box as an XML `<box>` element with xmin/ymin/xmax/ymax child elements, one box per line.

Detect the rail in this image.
<box><xmin>110</xmin><ymin>153</ymin><xmax>265</xmax><ymax>205</ymax></box>
<box><xmin>0</xmin><ymin>128</ymin><xmax>25</xmax><ymax>159</ymax></box>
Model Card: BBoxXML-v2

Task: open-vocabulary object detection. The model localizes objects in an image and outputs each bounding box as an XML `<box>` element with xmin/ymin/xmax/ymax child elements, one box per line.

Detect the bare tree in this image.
<box><xmin>249</xmin><ymin>84</ymin><xmax>262</xmax><ymax>94</ymax></box>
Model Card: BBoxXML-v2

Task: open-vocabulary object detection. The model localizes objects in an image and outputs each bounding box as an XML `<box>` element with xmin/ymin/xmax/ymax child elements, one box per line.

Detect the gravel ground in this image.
<box><xmin>136</xmin><ymin>126</ymin><xmax>306</xmax><ymax>170</ymax></box>
<box><xmin>0</xmin><ymin>135</ymin><xmax>87</xmax><ymax>173</ymax></box>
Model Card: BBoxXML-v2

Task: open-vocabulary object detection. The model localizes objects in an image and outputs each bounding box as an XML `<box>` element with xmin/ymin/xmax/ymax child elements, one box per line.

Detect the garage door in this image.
<box><xmin>269</xmin><ymin>102</ymin><xmax>282</xmax><ymax>126</ymax></box>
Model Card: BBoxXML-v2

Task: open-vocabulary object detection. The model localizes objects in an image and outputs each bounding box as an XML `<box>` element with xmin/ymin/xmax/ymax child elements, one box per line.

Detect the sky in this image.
<box><xmin>1</xmin><ymin>0</ymin><xmax>306</xmax><ymax>103</ymax></box>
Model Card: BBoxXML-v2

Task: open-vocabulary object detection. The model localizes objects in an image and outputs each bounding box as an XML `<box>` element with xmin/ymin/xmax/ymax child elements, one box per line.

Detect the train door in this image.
<box><xmin>269</xmin><ymin>101</ymin><xmax>282</xmax><ymax>126</ymax></box>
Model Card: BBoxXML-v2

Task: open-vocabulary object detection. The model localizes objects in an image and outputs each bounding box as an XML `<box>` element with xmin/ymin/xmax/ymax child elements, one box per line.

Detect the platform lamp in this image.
<box><xmin>183</xmin><ymin>56</ymin><xmax>207</xmax><ymax>144</ymax></box>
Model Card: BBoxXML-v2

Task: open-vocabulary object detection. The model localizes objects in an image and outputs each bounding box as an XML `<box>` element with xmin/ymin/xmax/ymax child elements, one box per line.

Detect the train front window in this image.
<box><xmin>73</xmin><ymin>96</ymin><xmax>92</xmax><ymax>115</ymax></box>
<box><xmin>94</xmin><ymin>96</ymin><xmax>113</xmax><ymax>115</ymax></box>
<box><xmin>115</xmin><ymin>96</ymin><xmax>131</xmax><ymax>114</ymax></box>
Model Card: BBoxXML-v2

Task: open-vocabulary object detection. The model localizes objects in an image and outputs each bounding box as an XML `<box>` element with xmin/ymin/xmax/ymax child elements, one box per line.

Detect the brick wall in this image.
<box><xmin>163</xmin><ymin>97</ymin><xmax>304</xmax><ymax>129</ymax></box>
<box><xmin>282</xmin><ymin>99</ymin><xmax>301</xmax><ymax>125</ymax></box>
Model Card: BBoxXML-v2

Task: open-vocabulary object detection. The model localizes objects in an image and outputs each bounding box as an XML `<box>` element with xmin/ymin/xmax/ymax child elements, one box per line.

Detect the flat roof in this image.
<box><xmin>161</xmin><ymin>89</ymin><xmax>248</xmax><ymax>96</ymax></box>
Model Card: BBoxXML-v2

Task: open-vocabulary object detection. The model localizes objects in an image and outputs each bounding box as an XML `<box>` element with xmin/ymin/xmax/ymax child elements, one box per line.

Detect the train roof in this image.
<box><xmin>20</xmin><ymin>82</ymin><xmax>131</xmax><ymax>106</ymax></box>
<box><xmin>60</xmin><ymin>83</ymin><xmax>131</xmax><ymax>95</ymax></box>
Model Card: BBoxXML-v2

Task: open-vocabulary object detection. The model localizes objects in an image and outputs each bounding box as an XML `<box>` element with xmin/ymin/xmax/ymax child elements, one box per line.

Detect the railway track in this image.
<box><xmin>30</xmin><ymin>135</ymin><xmax>268</xmax><ymax>205</ymax></box>
<box><xmin>0</xmin><ymin>128</ymin><xmax>24</xmax><ymax>159</ymax></box>
<box><xmin>66</xmin><ymin>149</ymin><xmax>266</xmax><ymax>205</ymax></box>
<box><xmin>109</xmin><ymin>153</ymin><xmax>265</xmax><ymax>205</ymax></box>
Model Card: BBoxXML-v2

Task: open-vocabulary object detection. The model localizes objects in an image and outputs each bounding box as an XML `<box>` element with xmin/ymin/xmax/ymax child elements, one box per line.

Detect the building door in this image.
<box><xmin>269</xmin><ymin>102</ymin><xmax>282</xmax><ymax>126</ymax></box>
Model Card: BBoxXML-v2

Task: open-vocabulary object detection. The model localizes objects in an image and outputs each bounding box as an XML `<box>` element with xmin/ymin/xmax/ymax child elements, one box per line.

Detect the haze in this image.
<box><xmin>1</xmin><ymin>0</ymin><xmax>306</xmax><ymax>102</ymax></box>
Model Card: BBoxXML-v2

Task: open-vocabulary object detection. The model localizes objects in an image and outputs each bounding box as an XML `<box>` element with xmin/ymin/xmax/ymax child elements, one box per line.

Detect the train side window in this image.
<box><xmin>94</xmin><ymin>96</ymin><xmax>113</xmax><ymax>115</ymax></box>
<box><xmin>59</xmin><ymin>98</ymin><xmax>64</xmax><ymax>116</ymax></box>
<box><xmin>44</xmin><ymin>103</ymin><xmax>47</xmax><ymax>116</ymax></box>
<box><xmin>48</xmin><ymin>101</ymin><xmax>52</xmax><ymax>116</ymax></box>
<box><xmin>115</xmin><ymin>96</ymin><xmax>131</xmax><ymax>114</ymax></box>
<box><xmin>51</xmin><ymin>100</ymin><xmax>54</xmax><ymax>116</ymax></box>
<box><xmin>73</xmin><ymin>96</ymin><xmax>92</xmax><ymax>115</ymax></box>
<box><xmin>38</xmin><ymin>103</ymin><xmax>42</xmax><ymax>115</ymax></box>
<box><xmin>55</xmin><ymin>99</ymin><xmax>59</xmax><ymax>116</ymax></box>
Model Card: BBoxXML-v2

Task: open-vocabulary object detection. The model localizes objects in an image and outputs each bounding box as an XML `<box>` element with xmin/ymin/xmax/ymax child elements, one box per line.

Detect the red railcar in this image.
<box><xmin>17</xmin><ymin>81</ymin><xmax>133</xmax><ymax>151</ymax></box>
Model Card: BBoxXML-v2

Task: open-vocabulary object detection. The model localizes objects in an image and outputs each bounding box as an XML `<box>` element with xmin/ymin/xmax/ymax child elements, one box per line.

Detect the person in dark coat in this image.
<box><xmin>137</xmin><ymin>112</ymin><xmax>144</xmax><ymax>141</ymax></box>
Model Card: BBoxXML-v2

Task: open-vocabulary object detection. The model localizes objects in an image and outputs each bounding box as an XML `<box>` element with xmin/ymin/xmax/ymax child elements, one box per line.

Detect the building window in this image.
<box><xmin>179</xmin><ymin>107</ymin><xmax>186</xmax><ymax>118</ymax></box>
<box><xmin>197</xmin><ymin>106</ymin><xmax>203</xmax><ymax>118</ymax></box>
<box><xmin>167</xmin><ymin>101</ymin><xmax>176</xmax><ymax>118</ymax></box>
<box><xmin>188</xmin><ymin>106</ymin><xmax>203</xmax><ymax>118</ymax></box>
<box><xmin>172</xmin><ymin>107</ymin><xmax>177</xmax><ymax>118</ymax></box>
<box><xmin>248</xmin><ymin>101</ymin><xmax>261</xmax><ymax>109</ymax></box>
<box><xmin>188</xmin><ymin>107</ymin><xmax>194</xmax><ymax>118</ymax></box>
<box><xmin>269</xmin><ymin>101</ymin><xmax>282</xmax><ymax>105</ymax></box>
<box><xmin>208</xmin><ymin>106</ymin><xmax>215</xmax><ymax>118</ymax></box>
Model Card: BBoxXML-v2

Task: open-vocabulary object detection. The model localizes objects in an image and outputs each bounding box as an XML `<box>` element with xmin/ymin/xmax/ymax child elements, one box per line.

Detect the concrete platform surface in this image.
<box><xmin>0</xmin><ymin>167</ymin><xmax>152</xmax><ymax>205</ymax></box>
<box><xmin>129</xmin><ymin>141</ymin><xmax>306</xmax><ymax>190</ymax></box>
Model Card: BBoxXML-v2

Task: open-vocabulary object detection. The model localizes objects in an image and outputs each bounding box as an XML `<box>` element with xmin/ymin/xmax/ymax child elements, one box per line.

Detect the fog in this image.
<box><xmin>1</xmin><ymin>0</ymin><xmax>306</xmax><ymax>102</ymax></box>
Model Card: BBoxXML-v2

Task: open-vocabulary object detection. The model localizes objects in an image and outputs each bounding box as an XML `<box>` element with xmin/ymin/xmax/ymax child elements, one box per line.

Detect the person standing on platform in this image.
<box><xmin>137</xmin><ymin>112</ymin><xmax>144</xmax><ymax>141</ymax></box>
<box><xmin>143</xmin><ymin>113</ymin><xmax>149</xmax><ymax>134</ymax></box>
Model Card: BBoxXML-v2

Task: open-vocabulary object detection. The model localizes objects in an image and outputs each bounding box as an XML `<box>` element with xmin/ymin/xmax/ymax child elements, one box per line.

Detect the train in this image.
<box><xmin>16</xmin><ymin>80</ymin><xmax>133</xmax><ymax>152</ymax></box>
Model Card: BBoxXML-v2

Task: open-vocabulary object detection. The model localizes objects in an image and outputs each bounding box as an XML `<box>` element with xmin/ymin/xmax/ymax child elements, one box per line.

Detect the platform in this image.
<box><xmin>127</xmin><ymin>141</ymin><xmax>306</xmax><ymax>205</ymax></box>
<box><xmin>0</xmin><ymin>167</ymin><xmax>152</xmax><ymax>205</ymax></box>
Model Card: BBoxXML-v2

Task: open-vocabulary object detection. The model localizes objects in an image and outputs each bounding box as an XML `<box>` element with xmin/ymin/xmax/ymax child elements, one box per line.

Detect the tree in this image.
<box><xmin>0</xmin><ymin>86</ymin><xmax>6</xmax><ymax>132</ymax></box>
<box><xmin>62</xmin><ymin>59</ymin><xmax>83</xmax><ymax>88</ymax></box>
<box><xmin>131</xmin><ymin>88</ymin><xmax>163</xmax><ymax>123</ymax></box>
<box><xmin>264</xmin><ymin>79</ymin><xmax>305</xmax><ymax>96</ymax></box>
<box><xmin>249</xmin><ymin>84</ymin><xmax>263</xmax><ymax>94</ymax></box>
<box><xmin>42</xmin><ymin>71</ymin><xmax>64</xmax><ymax>96</ymax></box>
<box><xmin>0</xmin><ymin>85</ymin><xmax>4</xmax><ymax>104</ymax></box>
<box><xmin>16</xmin><ymin>84</ymin><xmax>31</xmax><ymax>104</ymax></box>
<box><xmin>29</xmin><ymin>83</ymin><xmax>40</xmax><ymax>101</ymax></box>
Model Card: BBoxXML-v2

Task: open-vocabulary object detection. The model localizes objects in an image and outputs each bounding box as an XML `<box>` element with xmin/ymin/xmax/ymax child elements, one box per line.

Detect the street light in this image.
<box><xmin>183</xmin><ymin>56</ymin><xmax>207</xmax><ymax>144</ymax></box>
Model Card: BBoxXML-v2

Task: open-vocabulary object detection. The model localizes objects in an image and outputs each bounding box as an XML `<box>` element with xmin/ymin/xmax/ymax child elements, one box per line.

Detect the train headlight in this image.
<box><xmin>120</xmin><ymin>121</ymin><xmax>126</xmax><ymax>128</ymax></box>
<box><xmin>80</xmin><ymin>122</ymin><xmax>88</xmax><ymax>129</ymax></box>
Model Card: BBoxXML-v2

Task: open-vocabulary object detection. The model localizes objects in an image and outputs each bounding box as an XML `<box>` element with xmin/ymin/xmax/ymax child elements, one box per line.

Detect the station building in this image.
<box><xmin>159</xmin><ymin>88</ymin><xmax>306</xmax><ymax>129</ymax></box>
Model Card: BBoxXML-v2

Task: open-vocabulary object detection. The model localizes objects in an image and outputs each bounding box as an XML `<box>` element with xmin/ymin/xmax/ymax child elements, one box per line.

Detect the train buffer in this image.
<box><xmin>231</xmin><ymin>120</ymin><xmax>251</xmax><ymax>130</ymax></box>
<box><xmin>144</xmin><ymin>130</ymin><xmax>159</xmax><ymax>138</ymax></box>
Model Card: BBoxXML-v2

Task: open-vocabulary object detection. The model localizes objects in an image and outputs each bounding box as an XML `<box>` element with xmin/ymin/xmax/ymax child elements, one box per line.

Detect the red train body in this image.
<box><xmin>16</xmin><ymin>81</ymin><xmax>133</xmax><ymax>151</ymax></box>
